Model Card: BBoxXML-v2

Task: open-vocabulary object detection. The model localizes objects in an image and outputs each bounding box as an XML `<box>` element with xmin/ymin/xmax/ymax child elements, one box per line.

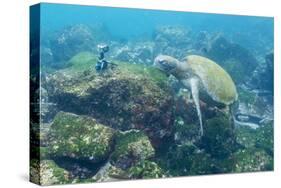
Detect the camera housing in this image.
<box><xmin>97</xmin><ymin>44</ymin><xmax>109</xmax><ymax>53</ymax></box>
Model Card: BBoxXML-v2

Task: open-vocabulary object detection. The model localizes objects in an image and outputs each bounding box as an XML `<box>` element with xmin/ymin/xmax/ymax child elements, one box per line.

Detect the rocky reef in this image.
<box><xmin>43</xmin><ymin>52</ymin><xmax>174</xmax><ymax>145</ymax></box>
<box><xmin>41</xmin><ymin>24</ymin><xmax>110</xmax><ymax>69</ymax></box>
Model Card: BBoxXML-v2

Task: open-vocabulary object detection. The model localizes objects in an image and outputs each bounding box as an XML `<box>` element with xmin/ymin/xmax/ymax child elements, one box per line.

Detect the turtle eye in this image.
<box><xmin>159</xmin><ymin>60</ymin><xmax>166</xmax><ymax>65</ymax></box>
<box><xmin>160</xmin><ymin>60</ymin><xmax>174</xmax><ymax>72</ymax></box>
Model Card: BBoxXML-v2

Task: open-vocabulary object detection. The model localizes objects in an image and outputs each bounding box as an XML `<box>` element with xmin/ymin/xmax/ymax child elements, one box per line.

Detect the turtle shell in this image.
<box><xmin>185</xmin><ymin>55</ymin><xmax>238</xmax><ymax>105</ymax></box>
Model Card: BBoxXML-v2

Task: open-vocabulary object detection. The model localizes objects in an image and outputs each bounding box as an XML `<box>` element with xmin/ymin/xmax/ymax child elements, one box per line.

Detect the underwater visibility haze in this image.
<box><xmin>30</xmin><ymin>3</ymin><xmax>274</xmax><ymax>186</ymax></box>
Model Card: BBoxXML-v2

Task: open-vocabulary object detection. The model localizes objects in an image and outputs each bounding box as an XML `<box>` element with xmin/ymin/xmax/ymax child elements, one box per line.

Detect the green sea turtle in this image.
<box><xmin>154</xmin><ymin>54</ymin><xmax>238</xmax><ymax>137</ymax></box>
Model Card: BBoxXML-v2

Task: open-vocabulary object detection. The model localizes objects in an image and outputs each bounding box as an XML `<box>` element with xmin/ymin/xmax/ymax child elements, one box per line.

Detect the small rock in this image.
<box><xmin>30</xmin><ymin>160</ymin><xmax>70</xmax><ymax>186</ymax></box>
<box><xmin>111</xmin><ymin>130</ymin><xmax>155</xmax><ymax>169</ymax></box>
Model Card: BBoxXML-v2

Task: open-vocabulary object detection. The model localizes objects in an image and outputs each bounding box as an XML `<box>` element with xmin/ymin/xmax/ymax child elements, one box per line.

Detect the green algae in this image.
<box><xmin>39</xmin><ymin>160</ymin><xmax>70</xmax><ymax>186</ymax></box>
<box><xmin>46</xmin><ymin>52</ymin><xmax>174</xmax><ymax>137</ymax></box>
<box><xmin>255</xmin><ymin>123</ymin><xmax>274</xmax><ymax>156</ymax></box>
<box><xmin>128</xmin><ymin>160</ymin><xmax>166</xmax><ymax>179</ymax></box>
<box><xmin>157</xmin><ymin>143</ymin><xmax>216</xmax><ymax>176</ymax></box>
<box><xmin>236</xmin><ymin>122</ymin><xmax>273</xmax><ymax>156</ymax></box>
<box><xmin>236</xmin><ymin>126</ymin><xmax>256</xmax><ymax>148</ymax></box>
<box><xmin>173</xmin><ymin>116</ymin><xmax>198</xmax><ymax>143</ymax></box>
<box><xmin>111</xmin><ymin>130</ymin><xmax>155</xmax><ymax>165</ymax></box>
<box><xmin>67</xmin><ymin>51</ymin><xmax>168</xmax><ymax>86</ymax></box>
<box><xmin>117</xmin><ymin>62</ymin><xmax>169</xmax><ymax>87</ymax></box>
<box><xmin>50</xmin><ymin>51</ymin><xmax>169</xmax><ymax>97</ymax></box>
<box><xmin>232</xmin><ymin>148</ymin><xmax>273</xmax><ymax>172</ymax></box>
<box><xmin>48</xmin><ymin>112</ymin><xmax>115</xmax><ymax>162</ymax></box>
<box><xmin>200</xmin><ymin>112</ymin><xmax>236</xmax><ymax>158</ymax></box>
<box><xmin>92</xmin><ymin>162</ymin><xmax>128</xmax><ymax>182</ymax></box>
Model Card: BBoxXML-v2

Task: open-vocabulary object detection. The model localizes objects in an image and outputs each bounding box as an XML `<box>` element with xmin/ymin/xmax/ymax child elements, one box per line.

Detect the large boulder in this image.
<box><xmin>48</xmin><ymin>112</ymin><xmax>116</xmax><ymax>163</ymax></box>
<box><xmin>44</xmin><ymin>52</ymin><xmax>175</xmax><ymax>145</ymax></box>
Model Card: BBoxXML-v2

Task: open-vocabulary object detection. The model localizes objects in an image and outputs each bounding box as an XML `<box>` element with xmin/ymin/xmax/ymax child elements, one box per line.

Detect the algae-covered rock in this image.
<box><xmin>173</xmin><ymin>116</ymin><xmax>198</xmax><ymax>144</ymax></box>
<box><xmin>45</xmin><ymin>52</ymin><xmax>174</xmax><ymax>144</ymax></box>
<box><xmin>200</xmin><ymin>112</ymin><xmax>236</xmax><ymax>158</ymax></box>
<box><xmin>48</xmin><ymin>112</ymin><xmax>115</xmax><ymax>162</ymax></box>
<box><xmin>255</xmin><ymin>123</ymin><xmax>274</xmax><ymax>156</ymax></box>
<box><xmin>93</xmin><ymin>160</ymin><xmax>166</xmax><ymax>181</ymax></box>
<box><xmin>111</xmin><ymin>130</ymin><xmax>155</xmax><ymax>169</ymax></box>
<box><xmin>236</xmin><ymin>123</ymin><xmax>273</xmax><ymax>156</ymax></box>
<box><xmin>236</xmin><ymin>126</ymin><xmax>257</xmax><ymax>148</ymax></box>
<box><xmin>128</xmin><ymin>160</ymin><xmax>166</xmax><ymax>179</ymax></box>
<box><xmin>232</xmin><ymin>148</ymin><xmax>273</xmax><ymax>172</ymax></box>
<box><xmin>92</xmin><ymin>162</ymin><xmax>128</xmax><ymax>182</ymax></box>
<box><xmin>159</xmin><ymin>143</ymin><xmax>215</xmax><ymax>176</ymax></box>
<box><xmin>234</xmin><ymin>122</ymin><xmax>273</xmax><ymax>173</ymax></box>
<box><xmin>38</xmin><ymin>160</ymin><xmax>70</xmax><ymax>186</ymax></box>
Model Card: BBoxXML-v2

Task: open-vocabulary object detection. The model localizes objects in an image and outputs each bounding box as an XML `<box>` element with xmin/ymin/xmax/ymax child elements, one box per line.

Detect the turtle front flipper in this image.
<box><xmin>189</xmin><ymin>77</ymin><xmax>204</xmax><ymax>137</ymax></box>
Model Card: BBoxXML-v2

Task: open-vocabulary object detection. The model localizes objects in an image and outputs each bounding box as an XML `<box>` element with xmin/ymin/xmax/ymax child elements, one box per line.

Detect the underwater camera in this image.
<box><xmin>96</xmin><ymin>43</ymin><xmax>110</xmax><ymax>71</ymax></box>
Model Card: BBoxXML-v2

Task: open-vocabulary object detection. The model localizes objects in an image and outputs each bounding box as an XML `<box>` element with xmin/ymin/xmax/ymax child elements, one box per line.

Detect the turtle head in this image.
<box><xmin>153</xmin><ymin>55</ymin><xmax>179</xmax><ymax>75</ymax></box>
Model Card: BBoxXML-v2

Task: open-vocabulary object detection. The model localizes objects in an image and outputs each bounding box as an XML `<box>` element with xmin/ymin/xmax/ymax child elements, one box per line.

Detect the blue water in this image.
<box><xmin>40</xmin><ymin>3</ymin><xmax>273</xmax><ymax>44</ymax></box>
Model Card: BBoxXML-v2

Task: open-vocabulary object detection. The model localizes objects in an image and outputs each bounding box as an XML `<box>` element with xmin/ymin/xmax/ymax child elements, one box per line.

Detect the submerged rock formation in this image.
<box><xmin>44</xmin><ymin>52</ymin><xmax>175</xmax><ymax>144</ymax></box>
